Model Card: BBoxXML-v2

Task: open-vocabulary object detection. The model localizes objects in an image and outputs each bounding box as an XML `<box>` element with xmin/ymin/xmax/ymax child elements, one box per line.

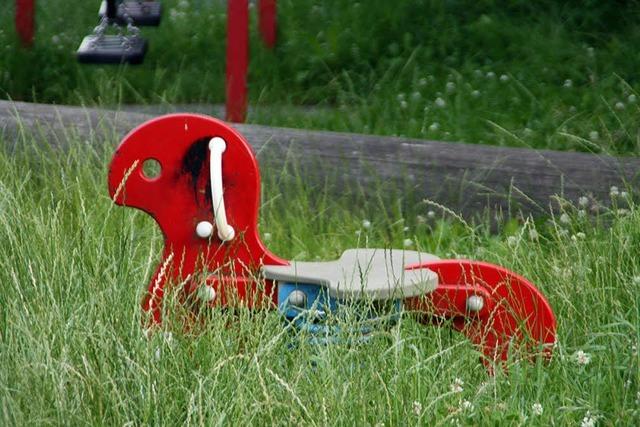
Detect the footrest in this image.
<box><xmin>99</xmin><ymin>1</ymin><xmax>162</xmax><ymax>26</ymax></box>
<box><xmin>77</xmin><ymin>35</ymin><xmax>147</xmax><ymax>65</ymax></box>
<box><xmin>277</xmin><ymin>282</ymin><xmax>402</xmax><ymax>344</ymax></box>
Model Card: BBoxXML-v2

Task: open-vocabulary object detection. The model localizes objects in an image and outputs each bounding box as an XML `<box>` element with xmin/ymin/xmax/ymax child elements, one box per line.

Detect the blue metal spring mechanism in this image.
<box><xmin>277</xmin><ymin>282</ymin><xmax>402</xmax><ymax>344</ymax></box>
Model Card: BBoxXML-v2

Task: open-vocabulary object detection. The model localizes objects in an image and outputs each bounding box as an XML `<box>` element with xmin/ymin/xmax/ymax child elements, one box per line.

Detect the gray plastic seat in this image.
<box><xmin>262</xmin><ymin>249</ymin><xmax>440</xmax><ymax>300</ymax></box>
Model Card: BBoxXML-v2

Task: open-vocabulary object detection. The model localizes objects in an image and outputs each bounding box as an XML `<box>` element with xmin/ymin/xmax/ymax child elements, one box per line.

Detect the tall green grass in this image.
<box><xmin>0</xmin><ymin>130</ymin><xmax>638</xmax><ymax>425</ymax></box>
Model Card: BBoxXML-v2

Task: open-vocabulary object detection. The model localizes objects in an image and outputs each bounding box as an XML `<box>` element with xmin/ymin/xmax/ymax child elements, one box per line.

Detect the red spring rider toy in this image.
<box><xmin>108</xmin><ymin>114</ymin><xmax>557</xmax><ymax>371</ymax></box>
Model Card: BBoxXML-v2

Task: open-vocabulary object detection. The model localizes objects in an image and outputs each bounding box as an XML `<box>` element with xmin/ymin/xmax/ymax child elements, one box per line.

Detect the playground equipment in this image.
<box><xmin>73</xmin><ymin>0</ymin><xmax>276</xmax><ymax>121</ymax></box>
<box><xmin>108</xmin><ymin>114</ymin><xmax>557</xmax><ymax>371</ymax></box>
<box><xmin>76</xmin><ymin>1</ymin><xmax>159</xmax><ymax>65</ymax></box>
<box><xmin>16</xmin><ymin>0</ymin><xmax>277</xmax><ymax>121</ymax></box>
<box><xmin>15</xmin><ymin>0</ymin><xmax>35</xmax><ymax>47</ymax></box>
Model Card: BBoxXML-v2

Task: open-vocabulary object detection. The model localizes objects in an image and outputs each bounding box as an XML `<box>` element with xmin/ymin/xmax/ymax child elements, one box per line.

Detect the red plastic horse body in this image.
<box><xmin>108</xmin><ymin>114</ymin><xmax>556</xmax><ymax>369</ymax></box>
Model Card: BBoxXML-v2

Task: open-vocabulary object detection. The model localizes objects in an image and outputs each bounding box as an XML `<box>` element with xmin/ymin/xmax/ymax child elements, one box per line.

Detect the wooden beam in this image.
<box><xmin>1</xmin><ymin>100</ymin><xmax>638</xmax><ymax>218</ymax></box>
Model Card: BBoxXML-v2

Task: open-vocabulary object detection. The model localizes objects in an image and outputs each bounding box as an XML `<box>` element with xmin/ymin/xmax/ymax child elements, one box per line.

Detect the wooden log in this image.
<box><xmin>1</xmin><ymin>100</ymin><xmax>638</xmax><ymax>218</ymax></box>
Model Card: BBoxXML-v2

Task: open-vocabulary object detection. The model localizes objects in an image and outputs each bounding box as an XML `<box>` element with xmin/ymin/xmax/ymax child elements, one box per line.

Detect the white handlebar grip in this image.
<box><xmin>208</xmin><ymin>137</ymin><xmax>235</xmax><ymax>242</ymax></box>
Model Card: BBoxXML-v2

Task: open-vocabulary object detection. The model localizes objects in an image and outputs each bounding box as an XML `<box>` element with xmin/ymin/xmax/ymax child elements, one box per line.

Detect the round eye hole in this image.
<box><xmin>142</xmin><ymin>158</ymin><xmax>162</xmax><ymax>180</ymax></box>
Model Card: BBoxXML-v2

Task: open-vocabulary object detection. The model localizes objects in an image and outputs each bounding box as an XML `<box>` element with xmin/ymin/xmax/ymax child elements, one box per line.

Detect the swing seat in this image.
<box><xmin>77</xmin><ymin>34</ymin><xmax>147</xmax><ymax>64</ymax></box>
<box><xmin>99</xmin><ymin>1</ymin><xmax>162</xmax><ymax>26</ymax></box>
<box><xmin>263</xmin><ymin>249</ymin><xmax>440</xmax><ymax>300</ymax></box>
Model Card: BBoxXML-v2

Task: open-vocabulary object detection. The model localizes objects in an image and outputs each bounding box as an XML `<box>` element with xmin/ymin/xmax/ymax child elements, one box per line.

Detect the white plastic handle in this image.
<box><xmin>209</xmin><ymin>137</ymin><xmax>235</xmax><ymax>242</ymax></box>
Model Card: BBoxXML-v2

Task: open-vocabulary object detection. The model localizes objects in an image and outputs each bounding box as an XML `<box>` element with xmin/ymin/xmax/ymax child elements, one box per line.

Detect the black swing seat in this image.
<box><xmin>99</xmin><ymin>1</ymin><xmax>162</xmax><ymax>26</ymax></box>
<box><xmin>77</xmin><ymin>34</ymin><xmax>147</xmax><ymax>65</ymax></box>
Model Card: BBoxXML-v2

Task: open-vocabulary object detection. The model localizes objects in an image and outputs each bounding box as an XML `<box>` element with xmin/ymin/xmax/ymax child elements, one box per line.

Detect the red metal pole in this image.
<box><xmin>226</xmin><ymin>0</ymin><xmax>249</xmax><ymax>123</ymax></box>
<box><xmin>258</xmin><ymin>0</ymin><xmax>277</xmax><ymax>48</ymax></box>
<box><xmin>15</xmin><ymin>0</ymin><xmax>35</xmax><ymax>47</ymax></box>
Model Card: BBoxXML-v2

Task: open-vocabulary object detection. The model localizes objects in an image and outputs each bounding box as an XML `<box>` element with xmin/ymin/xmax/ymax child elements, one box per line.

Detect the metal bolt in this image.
<box><xmin>196</xmin><ymin>221</ymin><xmax>214</xmax><ymax>238</ymax></box>
<box><xmin>466</xmin><ymin>295</ymin><xmax>484</xmax><ymax>312</ymax></box>
<box><xmin>288</xmin><ymin>290</ymin><xmax>307</xmax><ymax>308</ymax></box>
<box><xmin>198</xmin><ymin>285</ymin><xmax>216</xmax><ymax>302</ymax></box>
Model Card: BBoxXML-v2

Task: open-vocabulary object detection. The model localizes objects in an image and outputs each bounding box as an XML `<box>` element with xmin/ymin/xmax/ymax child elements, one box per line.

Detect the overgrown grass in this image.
<box><xmin>2</xmin><ymin>1</ymin><xmax>640</xmax><ymax>153</ymax></box>
<box><xmin>2</xmin><ymin>1</ymin><xmax>639</xmax><ymax>424</ymax></box>
<box><xmin>0</xmin><ymin>131</ymin><xmax>638</xmax><ymax>425</ymax></box>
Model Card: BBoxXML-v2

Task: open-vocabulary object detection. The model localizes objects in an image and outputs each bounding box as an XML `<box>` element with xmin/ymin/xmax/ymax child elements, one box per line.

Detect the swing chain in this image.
<box><xmin>89</xmin><ymin>1</ymin><xmax>142</xmax><ymax>49</ymax></box>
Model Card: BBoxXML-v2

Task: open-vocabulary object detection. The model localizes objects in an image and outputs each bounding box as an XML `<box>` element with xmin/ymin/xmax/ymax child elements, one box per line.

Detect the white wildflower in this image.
<box><xmin>412</xmin><ymin>400</ymin><xmax>422</xmax><ymax>415</ymax></box>
<box><xmin>610</xmin><ymin>186</ymin><xmax>619</xmax><ymax>197</ymax></box>
<box><xmin>450</xmin><ymin>378</ymin><xmax>464</xmax><ymax>393</ymax></box>
<box><xmin>499</xmin><ymin>74</ymin><xmax>509</xmax><ymax>82</ymax></box>
<box><xmin>560</xmin><ymin>213</ymin><xmax>571</xmax><ymax>224</ymax></box>
<box><xmin>400</xmin><ymin>100</ymin><xmax>408</xmax><ymax>109</ymax></box>
<box><xmin>581</xmin><ymin>412</ymin><xmax>596</xmax><ymax>427</ymax></box>
<box><xmin>460</xmin><ymin>400</ymin><xmax>474</xmax><ymax>411</ymax></box>
<box><xmin>507</xmin><ymin>236</ymin><xmax>517</xmax><ymax>247</ymax></box>
<box><xmin>427</xmin><ymin>210</ymin><xmax>436</xmax><ymax>219</ymax></box>
<box><xmin>578</xmin><ymin>196</ymin><xmax>589</xmax><ymax>207</ymax></box>
<box><xmin>397</xmin><ymin>93</ymin><xmax>406</xmax><ymax>102</ymax></box>
<box><xmin>486</xmin><ymin>71</ymin><xmax>496</xmax><ymax>79</ymax></box>
<box><xmin>473</xmin><ymin>69</ymin><xmax>483</xmax><ymax>78</ymax></box>
<box><xmin>552</xmin><ymin>265</ymin><xmax>571</xmax><ymax>280</ymax></box>
<box><xmin>628</xmin><ymin>94</ymin><xmax>637</xmax><ymax>104</ymax></box>
<box><xmin>531</xmin><ymin>402</ymin><xmax>543</xmax><ymax>416</ymax></box>
<box><xmin>403</xmin><ymin>238</ymin><xmax>413</xmax><ymax>248</ymax></box>
<box><xmin>471</xmin><ymin>89</ymin><xmax>481</xmax><ymax>98</ymax></box>
<box><xmin>418</xmin><ymin>77</ymin><xmax>428</xmax><ymax>87</ymax></box>
<box><xmin>263</xmin><ymin>232</ymin><xmax>272</xmax><ymax>242</ymax></box>
<box><xmin>574</xmin><ymin>350</ymin><xmax>591</xmax><ymax>366</ymax></box>
<box><xmin>589</xmin><ymin>131</ymin><xmax>599</xmax><ymax>141</ymax></box>
<box><xmin>403</xmin><ymin>226</ymin><xmax>410</xmax><ymax>232</ymax></box>
<box><xmin>435</xmin><ymin>97</ymin><xmax>446</xmax><ymax>108</ymax></box>
<box><xmin>615</xmin><ymin>101</ymin><xmax>625</xmax><ymax>110</ymax></box>
<box><xmin>362</xmin><ymin>219</ymin><xmax>371</xmax><ymax>229</ymax></box>
<box><xmin>576</xmin><ymin>232</ymin><xmax>586</xmax><ymax>239</ymax></box>
<box><xmin>355</xmin><ymin>230</ymin><xmax>362</xmax><ymax>236</ymax></box>
<box><xmin>411</xmin><ymin>91</ymin><xmax>422</xmax><ymax>101</ymax></box>
<box><xmin>169</xmin><ymin>8</ymin><xmax>185</xmax><ymax>21</ymax></box>
<box><xmin>620</xmin><ymin>191</ymin><xmax>629</xmax><ymax>199</ymax></box>
<box><xmin>429</xmin><ymin>122</ymin><xmax>440</xmax><ymax>132</ymax></box>
<box><xmin>178</xmin><ymin>0</ymin><xmax>190</xmax><ymax>8</ymax></box>
<box><xmin>563</xmin><ymin>79</ymin><xmax>573</xmax><ymax>88</ymax></box>
<box><xmin>528</xmin><ymin>228</ymin><xmax>539</xmax><ymax>241</ymax></box>
<box><xmin>578</xmin><ymin>209</ymin><xmax>586</xmax><ymax>218</ymax></box>
<box><xmin>446</xmin><ymin>82</ymin><xmax>456</xmax><ymax>93</ymax></box>
<box><xmin>618</xmin><ymin>208</ymin><xmax>630</xmax><ymax>216</ymax></box>
<box><xmin>416</xmin><ymin>215</ymin><xmax>426</xmax><ymax>224</ymax></box>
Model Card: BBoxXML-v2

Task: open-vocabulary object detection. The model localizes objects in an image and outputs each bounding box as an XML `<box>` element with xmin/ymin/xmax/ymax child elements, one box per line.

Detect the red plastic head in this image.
<box><xmin>108</xmin><ymin>114</ymin><xmax>285</xmax><ymax>278</ymax></box>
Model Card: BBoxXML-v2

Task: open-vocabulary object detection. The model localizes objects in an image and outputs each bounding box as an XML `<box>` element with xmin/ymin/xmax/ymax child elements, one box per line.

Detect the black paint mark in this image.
<box><xmin>181</xmin><ymin>137</ymin><xmax>213</xmax><ymax>205</ymax></box>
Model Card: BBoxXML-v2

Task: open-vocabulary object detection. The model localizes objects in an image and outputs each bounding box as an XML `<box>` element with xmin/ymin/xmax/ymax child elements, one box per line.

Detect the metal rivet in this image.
<box><xmin>466</xmin><ymin>295</ymin><xmax>484</xmax><ymax>312</ymax></box>
<box><xmin>288</xmin><ymin>290</ymin><xmax>307</xmax><ymax>308</ymax></box>
<box><xmin>198</xmin><ymin>285</ymin><xmax>216</xmax><ymax>302</ymax></box>
<box><xmin>196</xmin><ymin>221</ymin><xmax>214</xmax><ymax>238</ymax></box>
